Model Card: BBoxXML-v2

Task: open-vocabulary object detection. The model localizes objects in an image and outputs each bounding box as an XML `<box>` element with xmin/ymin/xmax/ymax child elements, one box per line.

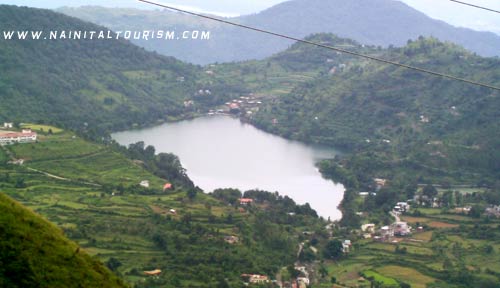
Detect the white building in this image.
<box><xmin>0</xmin><ymin>129</ymin><xmax>37</xmax><ymax>145</ymax></box>
<box><xmin>3</xmin><ymin>122</ymin><xmax>13</xmax><ymax>129</ymax></box>
<box><xmin>140</xmin><ymin>180</ymin><xmax>150</xmax><ymax>188</ymax></box>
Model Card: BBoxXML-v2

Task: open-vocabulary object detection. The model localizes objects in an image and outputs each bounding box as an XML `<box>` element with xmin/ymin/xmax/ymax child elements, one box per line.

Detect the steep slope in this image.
<box><xmin>249</xmin><ymin>34</ymin><xmax>500</xmax><ymax>182</ymax></box>
<box><xmin>59</xmin><ymin>0</ymin><xmax>500</xmax><ymax>64</ymax></box>
<box><xmin>0</xmin><ymin>193</ymin><xmax>126</xmax><ymax>288</ymax></box>
<box><xmin>0</xmin><ymin>5</ymin><xmax>237</xmax><ymax>134</ymax></box>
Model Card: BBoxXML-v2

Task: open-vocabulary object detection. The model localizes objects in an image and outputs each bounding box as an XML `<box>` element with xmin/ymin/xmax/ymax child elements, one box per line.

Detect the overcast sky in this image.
<box><xmin>2</xmin><ymin>0</ymin><xmax>499</xmax><ymax>34</ymax></box>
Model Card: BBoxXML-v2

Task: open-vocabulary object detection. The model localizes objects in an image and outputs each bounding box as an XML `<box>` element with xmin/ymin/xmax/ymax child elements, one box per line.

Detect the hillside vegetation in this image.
<box><xmin>0</xmin><ymin>125</ymin><xmax>325</xmax><ymax>287</ymax></box>
<box><xmin>0</xmin><ymin>193</ymin><xmax>126</xmax><ymax>288</ymax></box>
<box><xmin>0</xmin><ymin>5</ymin><xmax>241</xmax><ymax>135</ymax></box>
<box><xmin>242</xmin><ymin>34</ymin><xmax>500</xmax><ymax>185</ymax></box>
<box><xmin>59</xmin><ymin>0</ymin><xmax>500</xmax><ymax>64</ymax></box>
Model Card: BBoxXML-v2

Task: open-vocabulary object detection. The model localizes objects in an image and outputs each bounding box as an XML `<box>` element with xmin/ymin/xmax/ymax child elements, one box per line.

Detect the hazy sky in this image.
<box><xmin>1</xmin><ymin>0</ymin><xmax>499</xmax><ymax>34</ymax></box>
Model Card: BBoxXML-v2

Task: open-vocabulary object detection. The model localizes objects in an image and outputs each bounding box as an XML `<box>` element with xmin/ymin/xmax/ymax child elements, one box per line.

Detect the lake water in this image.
<box><xmin>112</xmin><ymin>116</ymin><xmax>344</xmax><ymax>220</ymax></box>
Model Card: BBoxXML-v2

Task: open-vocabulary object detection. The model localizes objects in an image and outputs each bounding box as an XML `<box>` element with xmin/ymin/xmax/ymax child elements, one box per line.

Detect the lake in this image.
<box><xmin>112</xmin><ymin>116</ymin><xmax>344</xmax><ymax>220</ymax></box>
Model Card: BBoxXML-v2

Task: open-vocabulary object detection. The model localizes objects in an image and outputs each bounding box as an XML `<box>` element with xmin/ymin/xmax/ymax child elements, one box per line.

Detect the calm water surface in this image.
<box><xmin>112</xmin><ymin>116</ymin><xmax>344</xmax><ymax>220</ymax></box>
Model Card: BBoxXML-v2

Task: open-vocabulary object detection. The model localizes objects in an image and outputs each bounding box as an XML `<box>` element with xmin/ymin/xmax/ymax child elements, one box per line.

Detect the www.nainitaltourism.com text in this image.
<box><xmin>2</xmin><ymin>30</ymin><xmax>211</xmax><ymax>40</ymax></box>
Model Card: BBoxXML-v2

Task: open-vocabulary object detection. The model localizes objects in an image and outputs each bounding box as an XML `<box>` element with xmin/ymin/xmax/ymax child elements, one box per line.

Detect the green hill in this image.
<box><xmin>240</xmin><ymin>34</ymin><xmax>500</xmax><ymax>184</ymax></box>
<box><xmin>0</xmin><ymin>5</ymin><xmax>240</xmax><ymax>135</ymax></box>
<box><xmin>0</xmin><ymin>192</ymin><xmax>126</xmax><ymax>288</ymax></box>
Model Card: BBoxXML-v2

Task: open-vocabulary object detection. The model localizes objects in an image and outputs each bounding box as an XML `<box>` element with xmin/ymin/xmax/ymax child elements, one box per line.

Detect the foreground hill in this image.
<box><xmin>59</xmin><ymin>0</ymin><xmax>500</xmax><ymax>64</ymax></box>
<box><xmin>0</xmin><ymin>5</ymin><xmax>238</xmax><ymax>134</ymax></box>
<box><xmin>0</xmin><ymin>193</ymin><xmax>126</xmax><ymax>288</ymax></box>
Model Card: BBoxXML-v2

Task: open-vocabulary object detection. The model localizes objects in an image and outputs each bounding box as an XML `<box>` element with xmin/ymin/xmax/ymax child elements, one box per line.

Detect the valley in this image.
<box><xmin>0</xmin><ymin>2</ymin><xmax>499</xmax><ymax>288</ymax></box>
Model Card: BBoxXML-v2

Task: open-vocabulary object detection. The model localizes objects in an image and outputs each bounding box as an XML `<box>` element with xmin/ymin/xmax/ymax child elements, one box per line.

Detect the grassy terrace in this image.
<box><xmin>0</xmin><ymin>125</ymin><xmax>321</xmax><ymax>287</ymax></box>
<box><xmin>0</xmin><ymin>127</ymin><xmax>238</xmax><ymax>284</ymax></box>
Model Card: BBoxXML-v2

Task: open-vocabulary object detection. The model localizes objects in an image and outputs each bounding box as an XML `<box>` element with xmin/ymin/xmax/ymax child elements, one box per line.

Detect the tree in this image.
<box><xmin>287</xmin><ymin>265</ymin><xmax>300</xmax><ymax>280</ymax></box>
<box><xmin>324</xmin><ymin>240</ymin><xmax>343</xmax><ymax>260</ymax></box>
<box><xmin>187</xmin><ymin>188</ymin><xmax>197</xmax><ymax>201</ymax></box>
<box><xmin>422</xmin><ymin>184</ymin><xmax>438</xmax><ymax>199</ymax></box>
<box><xmin>105</xmin><ymin>257</ymin><xmax>122</xmax><ymax>272</ymax></box>
<box><xmin>319</xmin><ymin>264</ymin><xmax>328</xmax><ymax>278</ymax></box>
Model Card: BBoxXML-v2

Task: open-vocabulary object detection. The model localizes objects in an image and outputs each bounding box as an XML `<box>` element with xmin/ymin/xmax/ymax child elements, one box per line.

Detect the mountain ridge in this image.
<box><xmin>58</xmin><ymin>0</ymin><xmax>500</xmax><ymax>64</ymax></box>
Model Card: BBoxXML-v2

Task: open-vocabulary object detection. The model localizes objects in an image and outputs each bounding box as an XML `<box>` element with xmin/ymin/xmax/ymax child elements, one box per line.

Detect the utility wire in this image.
<box><xmin>448</xmin><ymin>0</ymin><xmax>500</xmax><ymax>14</ymax></box>
<box><xmin>137</xmin><ymin>0</ymin><xmax>500</xmax><ymax>92</ymax></box>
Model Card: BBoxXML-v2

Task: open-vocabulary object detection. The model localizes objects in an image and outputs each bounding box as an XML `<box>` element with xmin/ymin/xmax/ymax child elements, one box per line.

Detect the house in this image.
<box><xmin>295</xmin><ymin>266</ymin><xmax>307</xmax><ymax>275</ymax></box>
<box><xmin>374</xmin><ymin>178</ymin><xmax>387</xmax><ymax>187</ymax></box>
<box><xmin>241</xmin><ymin>274</ymin><xmax>269</xmax><ymax>284</ymax></box>
<box><xmin>144</xmin><ymin>269</ymin><xmax>162</xmax><ymax>276</ymax></box>
<box><xmin>183</xmin><ymin>100</ymin><xmax>194</xmax><ymax>107</ymax></box>
<box><xmin>297</xmin><ymin>277</ymin><xmax>310</xmax><ymax>287</ymax></box>
<box><xmin>228</xmin><ymin>103</ymin><xmax>240</xmax><ymax>113</ymax></box>
<box><xmin>485</xmin><ymin>206</ymin><xmax>500</xmax><ymax>218</ymax></box>
<box><xmin>3</xmin><ymin>122</ymin><xmax>13</xmax><ymax>129</ymax></box>
<box><xmin>396</xmin><ymin>202</ymin><xmax>410</xmax><ymax>212</ymax></box>
<box><xmin>420</xmin><ymin>115</ymin><xmax>430</xmax><ymax>123</ymax></box>
<box><xmin>140</xmin><ymin>180</ymin><xmax>150</xmax><ymax>188</ymax></box>
<box><xmin>361</xmin><ymin>224</ymin><xmax>375</xmax><ymax>233</ymax></box>
<box><xmin>224</xmin><ymin>235</ymin><xmax>239</xmax><ymax>244</ymax></box>
<box><xmin>239</xmin><ymin>198</ymin><xmax>253</xmax><ymax>205</ymax></box>
<box><xmin>0</xmin><ymin>129</ymin><xmax>37</xmax><ymax>145</ymax></box>
<box><xmin>394</xmin><ymin>202</ymin><xmax>410</xmax><ymax>213</ymax></box>
<box><xmin>380</xmin><ymin>226</ymin><xmax>394</xmax><ymax>240</ymax></box>
<box><xmin>359</xmin><ymin>192</ymin><xmax>369</xmax><ymax>196</ymax></box>
<box><xmin>8</xmin><ymin>159</ymin><xmax>24</xmax><ymax>165</ymax></box>
<box><xmin>455</xmin><ymin>206</ymin><xmax>472</xmax><ymax>214</ymax></box>
<box><xmin>392</xmin><ymin>222</ymin><xmax>411</xmax><ymax>236</ymax></box>
<box><xmin>342</xmin><ymin>240</ymin><xmax>351</xmax><ymax>253</ymax></box>
<box><xmin>169</xmin><ymin>209</ymin><xmax>177</xmax><ymax>215</ymax></box>
<box><xmin>163</xmin><ymin>183</ymin><xmax>173</xmax><ymax>191</ymax></box>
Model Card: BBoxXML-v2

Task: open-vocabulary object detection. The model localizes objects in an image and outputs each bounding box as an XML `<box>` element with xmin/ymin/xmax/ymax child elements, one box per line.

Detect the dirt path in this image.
<box><xmin>26</xmin><ymin>167</ymin><xmax>101</xmax><ymax>187</ymax></box>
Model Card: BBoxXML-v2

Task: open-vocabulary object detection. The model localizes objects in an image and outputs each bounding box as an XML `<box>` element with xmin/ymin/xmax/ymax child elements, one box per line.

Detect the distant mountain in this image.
<box><xmin>0</xmin><ymin>193</ymin><xmax>126</xmax><ymax>287</ymax></box>
<box><xmin>0</xmin><ymin>5</ymin><xmax>239</xmax><ymax>134</ymax></box>
<box><xmin>59</xmin><ymin>0</ymin><xmax>500</xmax><ymax>64</ymax></box>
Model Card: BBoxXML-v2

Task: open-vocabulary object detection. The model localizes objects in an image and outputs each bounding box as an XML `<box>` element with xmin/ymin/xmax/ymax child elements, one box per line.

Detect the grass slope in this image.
<box><xmin>0</xmin><ymin>193</ymin><xmax>126</xmax><ymax>288</ymax></box>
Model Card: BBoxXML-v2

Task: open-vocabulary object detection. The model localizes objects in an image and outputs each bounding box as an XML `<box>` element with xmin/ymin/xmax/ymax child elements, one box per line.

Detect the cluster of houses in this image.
<box><xmin>225</xmin><ymin>95</ymin><xmax>262</xmax><ymax>116</ymax></box>
<box><xmin>368</xmin><ymin>222</ymin><xmax>412</xmax><ymax>242</ymax></box>
<box><xmin>0</xmin><ymin>123</ymin><xmax>37</xmax><ymax>145</ymax></box>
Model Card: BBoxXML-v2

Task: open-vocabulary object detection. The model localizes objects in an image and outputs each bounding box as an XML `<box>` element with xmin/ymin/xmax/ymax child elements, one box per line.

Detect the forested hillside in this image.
<box><xmin>59</xmin><ymin>0</ymin><xmax>500</xmax><ymax>64</ymax></box>
<box><xmin>0</xmin><ymin>5</ymin><xmax>241</xmax><ymax>135</ymax></box>
<box><xmin>243</xmin><ymin>34</ymin><xmax>500</xmax><ymax>184</ymax></box>
<box><xmin>0</xmin><ymin>193</ymin><xmax>126</xmax><ymax>288</ymax></box>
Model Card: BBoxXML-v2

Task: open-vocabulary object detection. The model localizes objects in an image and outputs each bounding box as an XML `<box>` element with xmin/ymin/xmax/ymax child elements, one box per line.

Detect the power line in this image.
<box><xmin>448</xmin><ymin>0</ymin><xmax>500</xmax><ymax>14</ymax></box>
<box><xmin>137</xmin><ymin>0</ymin><xmax>500</xmax><ymax>92</ymax></box>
